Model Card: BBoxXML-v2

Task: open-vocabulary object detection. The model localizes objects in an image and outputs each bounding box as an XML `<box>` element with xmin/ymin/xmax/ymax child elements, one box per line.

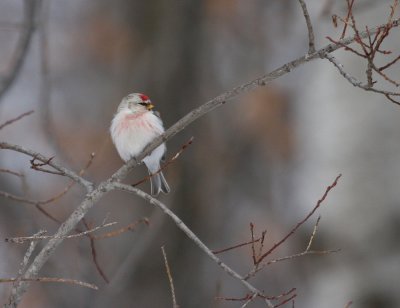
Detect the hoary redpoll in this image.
<box><xmin>110</xmin><ymin>93</ymin><xmax>170</xmax><ymax>195</ymax></box>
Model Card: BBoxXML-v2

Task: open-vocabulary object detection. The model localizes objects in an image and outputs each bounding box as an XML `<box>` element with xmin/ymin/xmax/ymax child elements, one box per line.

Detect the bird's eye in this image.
<box><xmin>138</xmin><ymin>102</ymin><xmax>147</xmax><ymax>106</ymax></box>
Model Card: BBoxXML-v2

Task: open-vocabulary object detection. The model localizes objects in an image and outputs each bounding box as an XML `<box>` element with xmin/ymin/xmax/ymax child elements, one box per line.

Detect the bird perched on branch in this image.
<box><xmin>110</xmin><ymin>93</ymin><xmax>170</xmax><ymax>195</ymax></box>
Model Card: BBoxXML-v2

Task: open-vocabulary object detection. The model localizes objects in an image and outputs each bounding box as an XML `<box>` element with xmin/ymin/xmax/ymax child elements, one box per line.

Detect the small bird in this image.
<box><xmin>110</xmin><ymin>93</ymin><xmax>170</xmax><ymax>195</ymax></box>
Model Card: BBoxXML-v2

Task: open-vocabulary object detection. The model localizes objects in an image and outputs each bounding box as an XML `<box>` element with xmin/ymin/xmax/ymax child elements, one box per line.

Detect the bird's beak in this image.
<box><xmin>146</xmin><ymin>104</ymin><xmax>154</xmax><ymax>111</ymax></box>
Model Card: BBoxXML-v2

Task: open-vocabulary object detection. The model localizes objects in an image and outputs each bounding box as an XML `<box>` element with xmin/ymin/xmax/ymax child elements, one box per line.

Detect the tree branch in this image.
<box><xmin>298</xmin><ymin>0</ymin><xmax>316</xmax><ymax>53</ymax></box>
<box><xmin>0</xmin><ymin>142</ymin><xmax>94</xmax><ymax>191</ymax></box>
<box><xmin>0</xmin><ymin>277</ymin><xmax>98</xmax><ymax>290</ymax></box>
<box><xmin>5</xmin><ymin>16</ymin><xmax>400</xmax><ymax>306</ymax></box>
<box><xmin>5</xmin><ymin>221</ymin><xmax>117</xmax><ymax>244</ymax></box>
<box><xmin>113</xmin><ymin>183</ymin><xmax>274</xmax><ymax>307</ymax></box>
<box><xmin>0</xmin><ymin>110</ymin><xmax>34</xmax><ymax>130</ymax></box>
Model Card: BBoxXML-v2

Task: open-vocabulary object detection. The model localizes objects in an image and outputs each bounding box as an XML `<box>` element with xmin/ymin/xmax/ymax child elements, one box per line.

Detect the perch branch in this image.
<box><xmin>6</xmin><ymin>15</ymin><xmax>399</xmax><ymax>305</ymax></box>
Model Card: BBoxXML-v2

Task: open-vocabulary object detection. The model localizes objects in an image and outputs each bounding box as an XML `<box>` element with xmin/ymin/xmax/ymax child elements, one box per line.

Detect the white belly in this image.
<box><xmin>110</xmin><ymin>110</ymin><xmax>166</xmax><ymax>162</ymax></box>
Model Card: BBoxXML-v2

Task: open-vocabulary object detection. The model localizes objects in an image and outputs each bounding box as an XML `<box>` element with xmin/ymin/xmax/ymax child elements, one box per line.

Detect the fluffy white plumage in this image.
<box><xmin>110</xmin><ymin>93</ymin><xmax>170</xmax><ymax>195</ymax></box>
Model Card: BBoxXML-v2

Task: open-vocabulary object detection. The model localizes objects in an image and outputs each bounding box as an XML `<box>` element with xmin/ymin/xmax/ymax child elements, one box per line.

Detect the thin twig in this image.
<box><xmin>273</xmin><ymin>294</ymin><xmax>297</xmax><ymax>308</ymax></box>
<box><xmin>340</xmin><ymin>0</ymin><xmax>355</xmax><ymax>39</ymax></box>
<box><xmin>212</xmin><ymin>237</ymin><xmax>261</xmax><ymax>255</ymax></box>
<box><xmin>325</xmin><ymin>54</ymin><xmax>400</xmax><ymax>105</ymax></box>
<box><xmin>255</xmin><ymin>174</ymin><xmax>342</xmax><ymax>265</ymax></box>
<box><xmin>82</xmin><ymin>218</ymin><xmax>110</xmax><ymax>284</ymax></box>
<box><xmin>298</xmin><ymin>0</ymin><xmax>316</xmax><ymax>53</ymax></box>
<box><xmin>92</xmin><ymin>218</ymin><xmax>149</xmax><ymax>240</ymax></box>
<box><xmin>0</xmin><ymin>277</ymin><xmax>98</xmax><ymax>290</ymax></box>
<box><xmin>5</xmin><ymin>221</ymin><xmax>117</xmax><ymax>244</ymax></box>
<box><xmin>0</xmin><ymin>142</ymin><xmax>94</xmax><ymax>191</ymax></box>
<box><xmin>0</xmin><ymin>152</ymin><xmax>96</xmax><ymax>207</ymax></box>
<box><xmin>306</xmin><ymin>216</ymin><xmax>321</xmax><ymax>251</ymax></box>
<box><xmin>326</xmin><ymin>0</ymin><xmax>400</xmax><ymax>104</ymax></box>
<box><xmin>0</xmin><ymin>110</ymin><xmax>34</xmax><ymax>130</ymax></box>
<box><xmin>248</xmin><ymin>249</ymin><xmax>340</xmax><ymax>279</ymax></box>
<box><xmin>0</xmin><ymin>169</ymin><xmax>24</xmax><ymax>177</ymax></box>
<box><xmin>240</xmin><ymin>293</ymin><xmax>258</xmax><ymax>308</ymax></box>
<box><xmin>35</xmin><ymin>204</ymin><xmax>62</xmax><ymax>224</ymax></box>
<box><xmin>161</xmin><ymin>246</ymin><xmax>179</xmax><ymax>308</ymax></box>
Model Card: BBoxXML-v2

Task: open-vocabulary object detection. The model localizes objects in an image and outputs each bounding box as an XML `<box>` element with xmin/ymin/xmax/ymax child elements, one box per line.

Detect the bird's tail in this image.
<box><xmin>149</xmin><ymin>170</ymin><xmax>170</xmax><ymax>196</ymax></box>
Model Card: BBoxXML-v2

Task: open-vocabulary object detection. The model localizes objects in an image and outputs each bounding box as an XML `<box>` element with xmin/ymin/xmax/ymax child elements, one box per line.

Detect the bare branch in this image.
<box><xmin>0</xmin><ymin>110</ymin><xmax>34</xmax><ymax>130</ymax></box>
<box><xmin>298</xmin><ymin>0</ymin><xmax>316</xmax><ymax>53</ymax></box>
<box><xmin>326</xmin><ymin>0</ymin><xmax>400</xmax><ymax>103</ymax></box>
<box><xmin>306</xmin><ymin>216</ymin><xmax>321</xmax><ymax>251</ymax></box>
<box><xmin>161</xmin><ymin>246</ymin><xmax>179</xmax><ymax>308</ymax></box>
<box><xmin>82</xmin><ymin>218</ymin><xmax>110</xmax><ymax>284</ymax></box>
<box><xmin>5</xmin><ymin>221</ymin><xmax>117</xmax><ymax>244</ymax></box>
<box><xmin>255</xmin><ymin>174</ymin><xmax>342</xmax><ymax>265</ymax></box>
<box><xmin>212</xmin><ymin>237</ymin><xmax>261</xmax><ymax>255</ymax></box>
<box><xmin>0</xmin><ymin>142</ymin><xmax>94</xmax><ymax>191</ymax></box>
<box><xmin>245</xmin><ymin>217</ymin><xmax>340</xmax><ymax>280</ymax></box>
<box><xmin>240</xmin><ymin>293</ymin><xmax>258</xmax><ymax>308</ymax></box>
<box><xmin>0</xmin><ymin>277</ymin><xmax>98</xmax><ymax>290</ymax></box>
<box><xmin>6</xmin><ymin>15</ymin><xmax>400</xmax><ymax>304</ymax></box>
<box><xmin>325</xmin><ymin>54</ymin><xmax>400</xmax><ymax>105</ymax></box>
<box><xmin>273</xmin><ymin>294</ymin><xmax>297</xmax><ymax>308</ymax></box>
<box><xmin>114</xmin><ymin>183</ymin><xmax>274</xmax><ymax>308</ymax></box>
<box><xmin>0</xmin><ymin>169</ymin><xmax>24</xmax><ymax>177</ymax></box>
<box><xmin>92</xmin><ymin>218</ymin><xmax>149</xmax><ymax>240</ymax></box>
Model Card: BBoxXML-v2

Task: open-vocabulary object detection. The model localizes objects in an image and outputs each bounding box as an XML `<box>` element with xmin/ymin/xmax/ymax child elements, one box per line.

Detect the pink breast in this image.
<box><xmin>116</xmin><ymin>113</ymin><xmax>155</xmax><ymax>135</ymax></box>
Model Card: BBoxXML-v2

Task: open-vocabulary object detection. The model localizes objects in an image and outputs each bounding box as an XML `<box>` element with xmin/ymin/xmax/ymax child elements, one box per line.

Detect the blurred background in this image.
<box><xmin>0</xmin><ymin>0</ymin><xmax>400</xmax><ymax>307</ymax></box>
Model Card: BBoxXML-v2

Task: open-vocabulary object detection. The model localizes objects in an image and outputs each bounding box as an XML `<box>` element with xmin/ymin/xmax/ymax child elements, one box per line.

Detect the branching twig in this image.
<box><xmin>5</xmin><ymin>221</ymin><xmax>117</xmax><ymax>244</ymax></box>
<box><xmin>0</xmin><ymin>152</ymin><xmax>96</xmax><ymax>207</ymax></box>
<box><xmin>0</xmin><ymin>142</ymin><xmax>94</xmax><ymax>191</ymax></box>
<box><xmin>326</xmin><ymin>0</ymin><xmax>400</xmax><ymax>104</ymax></box>
<box><xmin>255</xmin><ymin>175</ymin><xmax>341</xmax><ymax>265</ymax></box>
<box><xmin>325</xmin><ymin>54</ymin><xmax>400</xmax><ymax>105</ymax></box>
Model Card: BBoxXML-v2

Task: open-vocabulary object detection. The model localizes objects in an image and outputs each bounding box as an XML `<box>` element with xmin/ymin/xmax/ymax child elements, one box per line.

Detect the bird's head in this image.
<box><xmin>118</xmin><ymin>93</ymin><xmax>155</xmax><ymax>113</ymax></box>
